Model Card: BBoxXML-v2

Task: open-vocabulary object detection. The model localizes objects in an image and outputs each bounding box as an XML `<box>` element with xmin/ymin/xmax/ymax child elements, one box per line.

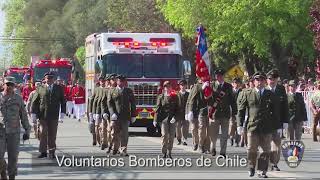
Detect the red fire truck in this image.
<box><xmin>5</xmin><ymin>67</ymin><xmax>30</xmax><ymax>84</ymax></box>
<box><xmin>31</xmin><ymin>58</ymin><xmax>72</xmax><ymax>84</ymax></box>
<box><xmin>85</xmin><ymin>33</ymin><xmax>191</xmax><ymax>135</ymax></box>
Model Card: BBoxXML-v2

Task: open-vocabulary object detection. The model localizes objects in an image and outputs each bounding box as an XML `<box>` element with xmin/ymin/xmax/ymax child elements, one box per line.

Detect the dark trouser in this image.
<box><xmin>39</xmin><ymin>119</ymin><xmax>58</xmax><ymax>154</ymax></box>
<box><xmin>110</xmin><ymin>121</ymin><xmax>121</xmax><ymax>152</ymax></box>
<box><xmin>288</xmin><ymin>121</ymin><xmax>303</xmax><ymax>140</ymax></box>
<box><xmin>208</xmin><ymin>118</ymin><xmax>229</xmax><ymax>154</ymax></box>
<box><xmin>247</xmin><ymin>132</ymin><xmax>272</xmax><ymax>172</ymax></box>
<box><xmin>120</xmin><ymin>120</ymin><xmax>129</xmax><ymax>153</ymax></box>
<box><xmin>0</xmin><ymin>128</ymin><xmax>20</xmax><ymax>177</ymax></box>
<box><xmin>270</xmin><ymin>130</ymin><xmax>281</xmax><ymax>166</ymax></box>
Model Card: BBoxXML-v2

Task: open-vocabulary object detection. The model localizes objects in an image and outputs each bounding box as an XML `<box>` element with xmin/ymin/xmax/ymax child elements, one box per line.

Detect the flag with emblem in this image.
<box><xmin>195</xmin><ymin>25</ymin><xmax>212</xmax><ymax>98</ymax></box>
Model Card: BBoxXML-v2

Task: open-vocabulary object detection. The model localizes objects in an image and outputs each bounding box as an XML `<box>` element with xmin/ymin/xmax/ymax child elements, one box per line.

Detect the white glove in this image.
<box><xmin>202</xmin><ymin>81</ymin><xmax>209</xmax><ymax>90</ymax></box>
<box><xmin>111</xmin><ymin>113</ymin><xmax>118</xmax><ymax>121</ymax></box>
<box><xmin>185</xmin><ymin>114</ymin><xmax>188</xmax><ymax>121</ymax></box>
<box><xmin>31</xmin><ymin>113</ymin><xmax>37</xmax><ymax>121</ymax></box>
<box><xmin>283</xmin><ymin>123</ymin><xmax>288</xmax><ymax>129</ymax></box>
<box><xmin>277</xmin><ymin>129</ymin><xmax>283</xmax><ymax>137</ymax></box>
<box><xmin>170</xmin><ymin>117</ymin><xmax>176</xmax><ymax>124</ymax></box>
<box><xmin>303</xmin><ymin>122</ymin><xmax>308</xmax><ymax>126</ymax></box>
<box><xmin>187</xmin><ymin>111</ymin><xmax>194</xmax><ymax>121</ymax></box>
<box><xmin>93</xmin><ymin>114</ymin><xmax>99</xmax><ymax>121</ymax></box>
<box><xmin>153</xmin><ymin>121</ymin><xmax>157</xmax><ymax>127</ymax></box>
<box><xmin>102</xmin><ymin>113</ymin><xmax>109</xmax><ymax>120</ymax></box>
<box><xmin>131</xmin><ymin>117</ymin><xmax>136</xmax><ymax>124</ymax></box>
<box><xmin>60</xmin><ymin>113</ymin><xmax>65</xmax><ymax>119</ymax></box>
<box><xmin>237</xmin><ymin>126</ymin><xmax>244</xmax><ymax>135</ymax></box>
<box><xmin>89</xmin><ymin>113</ymin><xmax>94</xmax><ymax>124</ymax></box>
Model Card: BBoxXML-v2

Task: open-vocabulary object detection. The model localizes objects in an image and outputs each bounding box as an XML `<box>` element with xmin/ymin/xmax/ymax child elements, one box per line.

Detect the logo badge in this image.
<box><xmin>281</xmin><ymin>140</ymin><xmax>305</xmax><ymax>168</ymax></box>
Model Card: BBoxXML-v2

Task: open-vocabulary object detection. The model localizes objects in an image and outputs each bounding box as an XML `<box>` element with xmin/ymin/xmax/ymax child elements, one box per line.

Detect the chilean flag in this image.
<box><xmin>195</xmin><ymin>25</ymin><xmax>212</xmax><ymax>98</ymax></box>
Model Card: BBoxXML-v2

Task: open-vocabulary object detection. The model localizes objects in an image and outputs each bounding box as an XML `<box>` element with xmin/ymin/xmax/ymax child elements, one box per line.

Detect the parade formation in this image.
<box><xmin>0</xmin><ymin>16</ymin><xmax>319</xmax><ymax>180</ymax></box>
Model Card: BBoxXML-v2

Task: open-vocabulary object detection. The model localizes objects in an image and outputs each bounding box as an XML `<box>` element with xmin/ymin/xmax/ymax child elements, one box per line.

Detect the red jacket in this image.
<box><xmin>65</xmin><ymin>85</ymin><xmax>74</xmax><ymax>101</ymax></box>
<box><xmin>22</xmin><ymin>86</ymin><xmax>34</xmax><ymax>102</ymax></box>
<box><xmin>72</xmin><ymin>86</ymin><xmax>85</xmax><ymax>104</ymax></box>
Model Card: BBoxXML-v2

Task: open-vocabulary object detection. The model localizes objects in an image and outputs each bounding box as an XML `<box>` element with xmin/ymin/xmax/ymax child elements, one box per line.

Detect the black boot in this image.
<box><xmin>162</xmin><ymin>153</ymin><xmax>167</xmax><ymax>158</ymax></box>
<box><xmin>230</xmin><ymin>138</ymin><xmax>234</xmax><ymax>146</ymax></box>
<box><xmin>8</xmin><ymin>175</ymin><xmax>14</xmax><ymax>180</ymax></box>
<box><xmin>248</xmin><ymin>168</ymin><xmax>255</xmax><ymax>177</ymax></box>
<box><xmin>106</xmin><ymin>147</ymin><xmax>112</xmax><ymax>154</ymax></box>
<box><xmin>211</xmin><ymin>148</ymin><xmax>216</xmax><ymax>156</ymax></box>
<box><xmin>37</xmin><ymin>152</ymin><xmax>47</xmax><ymax>158</ymax></box>
<box><xmin>49</xmin><ymin>152</ymin><xmax>55</xmax><ymax>159</ymax></box>
<box><xmin>101</xmin><ymin>144</ymin><xmax>107</xmax><ymax>150</ymax></box>
<box><xmin>168</xmin><ymin>153</ymin><xmax>172</xmax><ymax>159</ymax></box>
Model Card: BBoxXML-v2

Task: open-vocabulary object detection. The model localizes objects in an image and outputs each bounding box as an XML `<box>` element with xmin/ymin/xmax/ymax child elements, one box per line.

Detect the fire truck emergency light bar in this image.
<box><xmin>108</xmin><ymin>37</ymin><xmax>175</xmax><ymax>48</ymax></box>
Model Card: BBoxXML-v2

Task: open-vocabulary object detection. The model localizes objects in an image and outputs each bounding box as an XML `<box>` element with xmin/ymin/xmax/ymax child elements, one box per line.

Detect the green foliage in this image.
<box><xmin>75</xmin><ymin>46</ymin><xmax>85</xmax><ymax>66</ymax></box>
<box><xmin>158</xmin><ymin>0</ymin><xmax>315</xmax><ymax>76</ymax></box>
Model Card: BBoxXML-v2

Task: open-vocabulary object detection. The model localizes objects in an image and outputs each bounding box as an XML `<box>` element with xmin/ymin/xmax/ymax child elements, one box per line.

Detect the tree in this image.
<box><xmin>158</xmin><ymin>0</ymin><xmax>315</xmax><ymax>78</ymax></box>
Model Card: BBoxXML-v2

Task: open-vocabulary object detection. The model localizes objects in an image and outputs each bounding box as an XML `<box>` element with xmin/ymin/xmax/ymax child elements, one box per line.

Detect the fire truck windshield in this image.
<box><xmin>103</xmin><ymin>54</ymin><xmax>143</xmax><ymax>78</ymax></box>
<box><xmin>9</xmin><ymin>72</ymin><xmax>25</xmax><ymax>84</ymax></box>
<box><xmin>143</xmin><ymin>54</ymin><xmax>180</xmax><ymax>78</ymax></box>
<box><xmin>33</xmin><ymin>67</ymin><xmax>71</xmax><ymax>83</ymax></box>
<box><xmin>102</xmin><ymin>54</ymin><xmax>180</xmax><ymax>78</ymax></box>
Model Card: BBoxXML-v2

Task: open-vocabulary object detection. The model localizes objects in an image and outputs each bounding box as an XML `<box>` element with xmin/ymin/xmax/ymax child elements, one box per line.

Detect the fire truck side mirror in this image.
<box><xmin>183</xmin><ymin>60</ymin><xmax>191</xmax><ymax>77</ymax></box>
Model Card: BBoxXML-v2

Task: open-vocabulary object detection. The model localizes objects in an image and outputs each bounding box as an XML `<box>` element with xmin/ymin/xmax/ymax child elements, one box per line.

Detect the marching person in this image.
<box><xmin>56</xmin><ymin>77</ymin><xmax>66</xmax><ymax>123</ymax></box>
<box><xmin>92</xmin><ymin>76</ymin><xmax>106</xmax><ymax>146</ymax></box>
<box><xmin>229</xmin><ymin>77</ymin><xmax>242</xmax><ymax>147</ymax></box>
<box><xmin>266</xmin><ymin>69</ymin><xmax>289</xmax><ymax>172</ymax></box>
<box><xmin>65</xmin><ymin>83</ymin><xmax>74</xmax><ymax>118</ymax></box>
<box><xmin>208</xmin><ymin>69</ymin><xmax>237</xmax><ymax>157</ymax></box>
<box><xmin>22</xmin><ymin>81</ymin><xmax>33</xmax><ymax>104</ymax></box>
<box><xmin>0</xmin><ymin>76</ymin><xmax>31</xmax><ymax>180</ymax></box>
<box><xmin>72</xmin><ymin>81</ymin><xmax>86</xmax><ymax>122</ymax></box>
<box><xmin>154</xmin><ymin>81</ymin><xmax>178</xmax><ymax>158</ymax></box>
<box><xmin>100</xmin><ymin>75</ymin><xmax>112</xmax><ymax>152</ymax></box>
<box><xmin>107</xmin><ymin>75</ymin><xmax>136</xmax><ymax>156</ymax></box>
<box><xmin>26</xmin><ymin>82</ymin><xmax>41</xmax><ymax>139</ymax></box>
<box><xmin>186</xmin><ymin>78</ymin><xmax>210</xmax><ymax>153</ymax></box>
<box><xmin>31</xmin><ymin>71</ymin><xmax>66</xmax><ymax>159</ymax></box>
<box><xmin>287</xmin><ymin>80</ymin><xmax>307</xmax><ymax>140</ymax></box>
<box><xmin>237</xmin><ymin>72</ymin><xmax>279</xmax><ymax>178</ymax></box>
<box><xmin>176</xmin><ymin>80</ymin><xmax>189</xmax><ymax>146</ymax></box>
<box><xmin>87</xmin><ymin>82</ymin><xmax>101</xmax><ymax>146</ymax></box>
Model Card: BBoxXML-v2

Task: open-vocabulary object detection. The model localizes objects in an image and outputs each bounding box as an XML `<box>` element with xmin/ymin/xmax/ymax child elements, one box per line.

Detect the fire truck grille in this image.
<box><xmin>129</xmin><ymin>84</ymin><xmax>158</xmax><ymax>106</ymax></box>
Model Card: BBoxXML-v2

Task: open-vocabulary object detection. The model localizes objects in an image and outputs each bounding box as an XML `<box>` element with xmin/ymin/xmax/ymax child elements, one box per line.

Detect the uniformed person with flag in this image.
<box><xmin>287</xmin><ymin>80</ymin><xmax>307</xmax><ymax>140</ymax></box>
<box><xmin>266</xmin><ymin>69</ymin><xmax>289</xmax><ymax>172</ymax></box>
<box><xmin>0</xmin><ymin>76</ymin><xmax>31</xmax><ymax>180</ymax></box>
<box><xmin>154</xmin><ymin>81</ymin><xmax>179</xmax><ymax>158</ymax></box>
<box><xmin>208</xmin><ymin>69</ymin><xmax>237</xmax><ymax>157</ymax></box>
<box><xmin>186</xmin><ymin>78</ymin><xmax>210</xmax><ymax>153</ymax></box>
<box><xmin>176</xmin><ymin>80</ymin><xmax>189</xmax><ymax>146</ymax></box>
<box><xmin>237</xmin><ymin>72</ymin><xmax>279</xmax><ymax>178</ymax></box>
<box><xmin>107</xmin><ymin>75</ymin><xmax>136</xmax><ymax>156</ymax></box>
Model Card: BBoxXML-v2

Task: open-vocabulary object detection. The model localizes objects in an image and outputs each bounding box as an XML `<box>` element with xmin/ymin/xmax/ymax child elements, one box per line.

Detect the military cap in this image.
<box><xmin>117</xmin><ymin>74</ymin><xmax>126</xmax><ymax>81</ymax></box>
<box><xmin>178</xmin><ymin>79</ymin><xmax>187</xmax><ymax>85</ymax></box>
<box><xmin>105</xmin><ymin>74</ymin><xmax>111</xmax><ymax>80</ymax></box>
<box><xmin>214</xmin><ymin>68</ymin><xmax>225</xmax><ymax>75</ymax></box>
<box><xmin>288</xmin><ymin>80</ymin><xmax>296</xmax><ymax>86</ymax></box>
<box><xmin>253</xmin><ymin>72</ymin><xmax>266</xmax><ymax>79</ymax></box>
<box><xmin>282</xmin><ymin>79</ymin><xmax>288</xmax><ymax>84</ymax></box>
<box><xmin>44</xmin><ymin>71</ymin><xmax>55</xmax><ymax>78</ymax></box>
<box><xmin>163</xmin><ymin>81</ymin><xmax>171</xmax><ymax>87</ymax></box>
<box><xmin>232</xmin><ymin>77</ymin><xmax>242</xmax><ymax>83</ymax></box>
<box><xmin>109</xmin><ymin>73</ymin><xmax>117</xmax><ymax>79</ymax></box>
<box><xmin>57</xmin><ymin>76</ymin><xmax>62</xmax><ymax>81</ymax></box>
<box><xmin>4</xmin><ymin>76</ymin><xmax>16</xmax><ymax>85</ymax></box>
<box><xmin>266</xmin><ymin>69</ymin><xmax>279</xmax><ymax>78</ymax></box>
<box><xmin>98</xmin><ymin>76</ymin><xmax>105</xmax><ymax>81</ymax></box>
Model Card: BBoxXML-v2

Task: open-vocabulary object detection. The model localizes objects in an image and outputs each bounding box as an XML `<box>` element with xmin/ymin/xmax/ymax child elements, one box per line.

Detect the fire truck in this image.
<box><xmin>5</xmin><ymin>67</ymin><xmax>29</xmax><ymax>84</ymax></box>
<box><xmin>31</xmin><ymin>58</ymin><xmax>72</xmax><ymax>84</ymax></box>
<box><xmin>85</xmin><ymin>33</ymin><xmax>191</xmax><ymax>135</ymax></box>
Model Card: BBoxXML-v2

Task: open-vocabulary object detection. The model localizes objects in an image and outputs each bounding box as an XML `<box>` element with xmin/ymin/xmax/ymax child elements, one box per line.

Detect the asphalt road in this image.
<box><xmin>11</xmin><ymin>117</ymin><xmax>320</xmax><ymax>179</ymax></box>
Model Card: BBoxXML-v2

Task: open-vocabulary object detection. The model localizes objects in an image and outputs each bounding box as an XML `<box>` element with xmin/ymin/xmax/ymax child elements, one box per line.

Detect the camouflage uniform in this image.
<box><xmin>0</xmin><ymin>91</ymin><xmax>31</xmax><ymax>178</ymax></box>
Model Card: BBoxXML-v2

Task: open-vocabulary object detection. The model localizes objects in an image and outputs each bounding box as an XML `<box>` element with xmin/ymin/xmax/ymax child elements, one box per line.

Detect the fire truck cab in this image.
<box><xmin>85</xmin><ymin>32</ymin><xmax>191</xmax><ymax>135</ymax></box>
<box><xmin>31</xmin><ymin>58</ymin><xmax>72</xmax><ymax>84</ymax></box>
<box><xmin>5</xmin><ymin>67</ymin><xmax>29</xmax><ymax>84</ymax></box>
